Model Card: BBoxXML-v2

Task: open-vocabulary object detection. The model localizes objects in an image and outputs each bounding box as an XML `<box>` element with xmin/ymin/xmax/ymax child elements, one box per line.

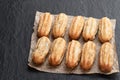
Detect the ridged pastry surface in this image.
<box><xmin>99</xmin><ymin>42</ymin><xmax>114</xmax><ymax>72</ymax></box>
<box><xmin>82</xmin><ymin>17</ymin><xmax>98</xmax><ymax>41</ymax></box>
<box><xmin>69</xmin><ymin>16</ymin><xmax>84</xmax><ymax>39</ymax></box>
<box><xmin>52</xmin><ymin>13</ymin><xmax>68</xmax><ymax>38</ymax></box>
<box><xmin>32</xmin><ymin>36</ymin><xmax>51</xmax><ymax>65</ymax></box>
<box><xmin>49</xmin><ymin>38</ymin><xmax>66</xmax><ymax>66</ymax></box>
<box><xmin>66</xmin><ymin>40</ymin><xmax>81</xmax><ymax>69</ymax></box>
<box><xmin>98</xmin><ymin>17</ymin><xmax>113</xmax><ymax>43</ymax></box>
<box><xmin>37</xmin><ymin>12</ymin><xmax>52</xmax><ymax>37</ymax></box>
<box><xmin>80</xmin><ymin>41</ymin><xmax>96</xmax><ymax>71</ymax></box>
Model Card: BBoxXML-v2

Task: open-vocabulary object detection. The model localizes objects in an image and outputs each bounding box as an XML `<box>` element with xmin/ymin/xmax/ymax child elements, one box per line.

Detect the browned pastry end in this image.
<box><xmin>49</xmin><ymin>38</ymin><xmax>66</xmax><ymax>66</ymax></box>
<box><xmin>66</xmin><ymin>40</ymin><xmax>81</xmax><ymax>69</ymax></box>
<box><xmin>52</xmin><ymin>13</ymin><xmax>68</xmax><ymax>38</ymax></box>
<box><xmin>69</xmin><ymin>16</ymin><xmax>85</xmax><ymax>39</ymax></box>
<box><xmin>32</xmin><ymin>36</ymin><xmax>51</xmax><ymax>65</ymax></box>
<box><xmin>37</xmin><ymin>12</ymin><xmax>52</xmax><ymax>37</ymax></box>
<box><xmin>98</xmin><ymin>17</ymin><xmax>113</xmax><ymax>43</ymax></box>
<box><xmin>80</xmin><ymin>41</ymin><xmax>96</xmax><ymax>71</ymax></box>
<box><xmin>99</xmin><ymin>42</ymin><xmax>114</xmax><ymax>72</ymax></box>
<box><xmin>82</xmin><ymin>17</ymin><xmax>98</xmax><ymax>41</ymax></box>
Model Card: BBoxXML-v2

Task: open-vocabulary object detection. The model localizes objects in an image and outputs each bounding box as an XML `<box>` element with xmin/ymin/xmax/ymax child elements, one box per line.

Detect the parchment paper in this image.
<box><xmin>28</xmin><ymin>11</ymin><xmax>119</xmax><ymax>75</ymax></box>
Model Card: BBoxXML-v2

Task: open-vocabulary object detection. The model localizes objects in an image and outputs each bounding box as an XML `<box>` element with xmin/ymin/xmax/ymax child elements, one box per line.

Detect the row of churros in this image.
<box><xmin>37</xmin><ymin>12</ymin><xmax>113</xmax><ymax>42</ymax></box>
<box><xmin>32</xmin><ymin>37</ymin><xmax>114</xmax><ymax>73</ymax></box>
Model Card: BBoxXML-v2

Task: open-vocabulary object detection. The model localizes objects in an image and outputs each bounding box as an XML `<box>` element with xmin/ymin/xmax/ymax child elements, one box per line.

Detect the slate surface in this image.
<box><xmin>0</xmin><ymin>0</ymin><xmax>120</xmax><ymax>80</ymax></box>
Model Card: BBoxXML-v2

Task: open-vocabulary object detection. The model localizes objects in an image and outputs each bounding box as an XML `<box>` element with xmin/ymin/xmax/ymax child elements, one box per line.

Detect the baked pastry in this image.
<box><xmin>82</xmin><ymin>17</ymin><xmax>98</xmax><ymax>41</ymax></box>
<box><xmin>80</xmin><ymin>41</ymin><xmax>96</xmax><ymax>71</ymax></box>
<box><xmin>37</xmin><ymin>12</ymin><xmax>52</xmax><ymax>37</ymax></box>
<box><xmin>52</xmin><ymin>13</ymin><xmax>68</xmax><ymax>38</ymax></box>
<box><xmin>66</xmin><ymin>40</ymin><xmax>81</xmax><ymax>69</ymax></box>
<box><xmin>32</xmin><ymin>36</ymin><xmax>51</xmax><ymax>65</ymax></box>
<box><xmin>49</xmin><ymin>38</ymin><xmax>66</xmax><ymax>66</ymax></box>
<box><xmin>69</xmin><ymin>16</ymin><xmax>85</xmax><ymax>39</ymax></box>
<box><xmin>98</xmin><ymin>17</ymin><xmax>113</xmax><ymax>43</ymax></box>
<box><xmin>99</xmin><ymin>42</ymin><xmax>114</xmax><ymax>72</ymax></box>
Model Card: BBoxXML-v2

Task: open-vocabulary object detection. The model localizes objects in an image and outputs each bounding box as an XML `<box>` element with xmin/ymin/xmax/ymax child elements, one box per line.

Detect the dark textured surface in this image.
<box><xmin>0</xmin><ymin>0</ymin><xmax>120</xmax><ymax>80</ymax></box>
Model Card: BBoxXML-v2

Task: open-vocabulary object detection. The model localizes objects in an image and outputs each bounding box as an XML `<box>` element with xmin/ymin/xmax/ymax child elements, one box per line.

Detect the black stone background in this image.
<box><xmin>0</xmin><ymin>0</ymin><xmax>120</xmax><ymax>80</ymax></box>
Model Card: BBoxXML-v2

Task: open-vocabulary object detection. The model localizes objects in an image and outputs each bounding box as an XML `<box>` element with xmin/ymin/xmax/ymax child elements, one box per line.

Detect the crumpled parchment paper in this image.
<box><xmin>28</xmin><ymin>11</ymin><xmax>119</xmax><ymax>75</ymax></box>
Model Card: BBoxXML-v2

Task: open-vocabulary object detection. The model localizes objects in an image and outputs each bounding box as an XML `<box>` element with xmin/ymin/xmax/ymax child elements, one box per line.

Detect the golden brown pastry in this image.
<box><xmin>69</xmin><ymin>16</ymin><xmax>85</xmax><ymax>39</ymax></box>
<box><xmin>80</xmin><ymin>41</ymin><xmax>96</xmax><ymax>71</ymax></box>
<box><xmin>52</xmin><ymin>13</ymin><xmax>68</xmax><ymax>38</ymax></box>
<box><xmin>37</xmin><ymin>12</ymin><xmax>52</xmax><ymax>37</ymax></box>
<box><xmin>32</xmin><ymin>36</ymin><xmax>51</xmax><ymax>65</ymax></box>
<box><xmin>49</xmin><ymin>38</ymin><xmax>66</xmax><ymax>66</ymax></box>
<box><xmin>82</xmin><ymin>17</ymin><xmax>98</xmax><ymax>41</ymax></box>
<box><xmin>66</xmin><ymin>40</ymin><xmax>81</xmax><ymax>69</ymax></box>
<box><xmin>99</xmin><ymin>42</ymin><xmax>114</xmax><ymax>72</ymax></box>
<box><xmin>98</xmin><ymin>17</ymin><xmax>113</xmax><ymax>43</ymax></box>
